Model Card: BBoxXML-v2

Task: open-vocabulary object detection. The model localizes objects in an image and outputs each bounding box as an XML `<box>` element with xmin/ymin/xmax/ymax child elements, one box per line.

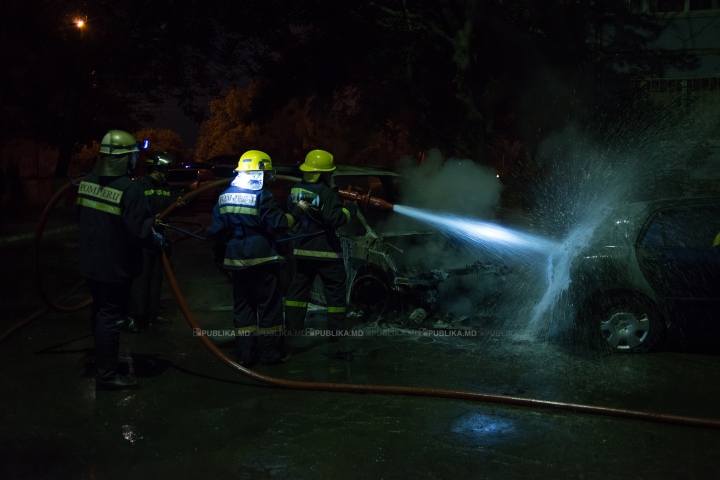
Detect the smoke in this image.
<box><xmin>383</xmin><ymin>148</ymin><xmax>504</xmax><ymax>249</ymax></box>
<box><xmin>397</xmin><ymin>148</ymin><xmax>503</xmax><ymax>217</ymax></box>
<box><xmin>386</xmin><ymin>148</ymin><xmax>505</xmax><ymax>316</ymax></box>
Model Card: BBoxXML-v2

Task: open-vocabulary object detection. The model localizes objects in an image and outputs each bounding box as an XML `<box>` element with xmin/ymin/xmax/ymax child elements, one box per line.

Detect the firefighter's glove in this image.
<box><xmin>345</xmin><ymin>201</ymin><xmax>358</xmax><ymax>219</ymax></box>
<box><xmin>153</xmin><ymin>232</ymin><xmax>166</xmax><ymax>251</ymax></box>
<box><xmin>291</xmin><ymin>200</ymin><xmax>309</xmax><ymax>219</ymax></box>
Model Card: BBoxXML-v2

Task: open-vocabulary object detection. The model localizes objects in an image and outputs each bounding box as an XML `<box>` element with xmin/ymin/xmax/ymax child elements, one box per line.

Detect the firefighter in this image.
<box><xmin>206</xmin><ymin>150</ymin><xmax>308</xmax><ymax>366</ymax></box>
<box><xmin>285</xmin><ymin>149</ymin><xmax>358</xmax><ymax>342</ymax></box>
<box><xmin>125</xmin><ymin>151</ymin><xmax>181</xmax><ymax>333</ymax></box>
<box><xmin>76</xmin><ymin>130</ymin><xmax>163</xmax><ymax>391</ymax></box>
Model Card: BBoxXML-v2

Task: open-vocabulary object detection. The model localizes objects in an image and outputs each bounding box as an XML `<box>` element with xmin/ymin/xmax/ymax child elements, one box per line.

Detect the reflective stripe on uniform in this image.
<box><xmin>327</xmin><ymin>306</ymin><xmax>346</xmax><ymax>313</ymax></box>
<box><xmin>77</xmin><ymin>197</ymin><xmax>122</xmax><ymax>216</ymax></box>
<box><xmin>223</xmin><ymin>255</ymin><xmax>284</xmax><ymax>267</ymax></box>
<box><xmin>258</xmin><ymin>325</ymin><xmax>284</xmax><ymax>334</ymax></box>
<box><xmin>144</xmin><ymin>189</ymin><xmax>171</xmax><ymax>196</ymax></box>
<box><xmin>342</xmin><ymin>207</ymin><xmax>351</xmax><ymax>223</ymax></box>
<box><xmin>285</xmin><ymin>300</ymin><xmax>308</xmax><ymax>308</ymax></box>
<box><xmin>285</xmin><ymin>213</ymin><xmax>295</xmax><ymax>228</ymax></box>
<box><xmin>219</xmin><ymin>206</ymin><xmax>259</xmax><ymax>215</ymax></box>
<box><xmin>293</xmin><ymin>249</ymin><xmax>340</xmax><ymax>259</ymax></box>
<box><xmin>290</xmin><ymin>187</ymin><xmax>318</xmax><ymax>203</ymax></box>
<box><xmin>236</xmin><ymin>325</ymin><xmax>257</xmax><ymax>334</ymax></box>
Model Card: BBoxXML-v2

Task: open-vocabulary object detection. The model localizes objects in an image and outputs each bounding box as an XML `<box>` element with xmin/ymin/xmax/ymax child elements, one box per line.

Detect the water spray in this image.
<box><xmin>339</xmin><ymin>189</ymin><xmax>558</xmax><ymax>256</ymax></box>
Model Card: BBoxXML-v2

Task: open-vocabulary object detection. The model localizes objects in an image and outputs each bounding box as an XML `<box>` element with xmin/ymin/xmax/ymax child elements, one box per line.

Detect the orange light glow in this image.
<box><xmin>75</xmin><ymin>19</ymin><xmax>85</xmax><ymax>28</ymax></box>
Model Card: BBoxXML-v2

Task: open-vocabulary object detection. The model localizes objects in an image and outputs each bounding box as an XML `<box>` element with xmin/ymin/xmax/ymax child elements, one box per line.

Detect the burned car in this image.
<box><xmin>274</xmin><ymin>165</ymin><xmax>508</xmax><ymax>316</ymax></box>
<box><xmin>569</xmin><ymin>197</ymin><xmax>720</xmax><ymax>352</ymax></box>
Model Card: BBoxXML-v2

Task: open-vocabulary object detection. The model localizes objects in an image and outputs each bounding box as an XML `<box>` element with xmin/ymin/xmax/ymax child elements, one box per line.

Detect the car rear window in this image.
<box><xmin>641</xmin><ymin>205</ymin><xmax>720</xmax><ymax>249</ymax></box>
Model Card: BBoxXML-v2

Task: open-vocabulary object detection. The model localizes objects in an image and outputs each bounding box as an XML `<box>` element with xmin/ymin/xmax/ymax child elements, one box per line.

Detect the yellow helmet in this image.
<box><xmin>300</xmin><ymin>149</ymin><xmax>335</xmax><ymax>172</ymax></box>
<box><xmin>235</xmin><ymin>150</ymin><xmax>274</xmax><ymax>172</ymax></box>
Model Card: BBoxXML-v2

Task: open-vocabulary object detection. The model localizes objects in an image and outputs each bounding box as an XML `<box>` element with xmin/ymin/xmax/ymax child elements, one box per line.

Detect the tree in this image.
<box><xmin>0</xmin><ymin>0</ymin><xmax>273</xmax><ymax>180</ymax></box>
<box><xmin>236</xmin><ymin>0</ymin><xmax>689</xmax><ymax>166</ymax></box>
<box><xmin>196</xmin><ymin>83</ymin><xmax>415</xmax><ymax>166</ymax></box>
<box><xmin>3</xmin><ymin>0</ymin><xmax>689</xmax><ymax>184</ymax></box>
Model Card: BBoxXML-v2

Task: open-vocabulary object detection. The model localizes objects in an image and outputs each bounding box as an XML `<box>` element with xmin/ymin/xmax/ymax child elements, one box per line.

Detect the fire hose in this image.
<box><xmin>11</xmin><ymin>173</ymin><xmax>720</xmax><ymax>430</ymax></box>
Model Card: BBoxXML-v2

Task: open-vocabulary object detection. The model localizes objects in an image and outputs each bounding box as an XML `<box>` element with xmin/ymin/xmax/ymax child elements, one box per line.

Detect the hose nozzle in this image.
<box><xmin>338</xmin><ymin>188</ymin><xmax>395</xmax><ymax>211</ymax></box>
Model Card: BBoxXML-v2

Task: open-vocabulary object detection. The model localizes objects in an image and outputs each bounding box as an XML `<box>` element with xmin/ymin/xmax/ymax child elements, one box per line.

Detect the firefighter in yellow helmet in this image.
<box><xmin>285</xmin><ymin>150</ymin><xmax>358</xmax><ymax>342</ymax></box>
<box><xmin>76</xmin><ymin>130</ymin><xmax>163</xmax><ymax>390</ymax></box>
<box><xmin>206</xmin><ymin>150</ymin><xmax>308</xmax><ymax>366</ymax></box>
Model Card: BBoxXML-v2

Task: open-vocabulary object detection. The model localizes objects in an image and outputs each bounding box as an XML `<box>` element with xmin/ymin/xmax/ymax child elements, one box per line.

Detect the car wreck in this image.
<box><xmin>274</xmin><ymin>165</ymin><xmax>510</xmax><ymax>317</ymax></box>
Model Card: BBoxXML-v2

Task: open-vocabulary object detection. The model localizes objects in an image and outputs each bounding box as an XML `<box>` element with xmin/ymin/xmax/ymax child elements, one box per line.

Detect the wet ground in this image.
<box><xmin>2</xmin><ymin>206</ymin><xmax>720</xmax><ymax>479</ymax></box>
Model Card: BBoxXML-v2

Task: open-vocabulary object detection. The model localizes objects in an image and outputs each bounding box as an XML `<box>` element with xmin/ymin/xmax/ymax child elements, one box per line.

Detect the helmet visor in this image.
<box><xmin>232</xmin><ymin>170</ymin><xmax>264</xmax><ymax>190</ymax></box>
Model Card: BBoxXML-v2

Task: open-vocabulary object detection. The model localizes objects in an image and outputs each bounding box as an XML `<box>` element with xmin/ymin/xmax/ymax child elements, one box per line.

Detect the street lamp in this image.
<box><xmin>75</xmin><ymin>19</ymin><xmax>85</xmax><ymax>28</ymax></box>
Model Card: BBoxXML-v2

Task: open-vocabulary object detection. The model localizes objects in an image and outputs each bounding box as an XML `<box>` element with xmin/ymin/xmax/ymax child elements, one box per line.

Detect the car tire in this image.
<box><xmin>350</xmin><ymin>274</ymin><xmax>391</xmax><ymax>316</ymax></box>
<box><xmin>587</xmin><ymin>294</ymin><xmax>666</xmax><ymax>353</ymax></box>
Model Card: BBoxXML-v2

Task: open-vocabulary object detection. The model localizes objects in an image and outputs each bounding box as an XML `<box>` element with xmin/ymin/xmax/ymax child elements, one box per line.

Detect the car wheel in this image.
<box><xmin>350</xmin><ymin>274</ymin><xmax>390</xmax><ymax>316</ymax></box>
<box><xmin>592</xmin><ymin>295</ymin><xmax>665</xmax><ymax>353</ymax></box>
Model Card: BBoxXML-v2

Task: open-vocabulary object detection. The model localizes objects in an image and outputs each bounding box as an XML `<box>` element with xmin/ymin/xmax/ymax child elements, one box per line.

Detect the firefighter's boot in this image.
<box><xmin>95</xmin><ymin>343</ymin><xmax>138</xmax><ymax>391</ymax></box>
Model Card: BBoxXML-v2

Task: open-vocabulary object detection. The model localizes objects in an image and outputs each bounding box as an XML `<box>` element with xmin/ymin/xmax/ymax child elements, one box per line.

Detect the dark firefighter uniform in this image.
<box><xmin>206</xmin><ymin>150</ymin><xmax>305</xmax><ymax>365</ymax></box>
<box><xmin>76</xmin><ymin>129</ymin><xmax>158</xmax><ymax>390</ymax></box>
<box><xmin>126</xmin><ymin>152</ymin><xmax>179</xmax><ymax>330</ymax></box>
<box><xmin>285</xmin><ymin>150</ymin><xmax>358</xmax><ymax>337</ymax></box>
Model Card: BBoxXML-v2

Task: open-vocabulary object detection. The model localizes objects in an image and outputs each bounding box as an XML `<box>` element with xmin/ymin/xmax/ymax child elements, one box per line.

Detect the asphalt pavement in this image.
<box><xmin>1</xmin><ymin>207</ymin><xmax>720</xmax><ymax>479</ymax></box>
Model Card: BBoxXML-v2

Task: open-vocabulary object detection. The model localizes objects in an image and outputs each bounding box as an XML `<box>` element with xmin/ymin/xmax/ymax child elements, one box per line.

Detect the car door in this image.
<box><xmin>636</xmin><ymin>204</ymin><xmax>720</xmax><ymax>330</ymax></box>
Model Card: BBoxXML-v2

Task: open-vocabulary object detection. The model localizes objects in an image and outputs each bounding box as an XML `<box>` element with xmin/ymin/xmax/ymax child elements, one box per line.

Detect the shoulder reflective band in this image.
<box><xmin>219</xmin><ymin>206</ymin><xmax>259</xmax><ymax>216</ymax></box>
<box><xmin>714</xmin><ymin>233</ymin><xmax>720</xmax><ymax>247</ymax></box>
<box><xmin>223</xmin><ymin>255</ymin><xmax>284</xmax><ymax>267</ymax></box>
<box><xmin>327</xmin><ymin>306</ymin><xmax>347</xmax><ymax>313</ymax></box>
<box><xmin>293</xmin><ymin>249</ymin><xmax>341</xmax><ymax>259</ymax></box>
<box><xmin>144</xmin><ymin>189</ymin><xmax>171</xmax><ymax>196</ymax></box>
<box><xmin>77</xmin><ymin>181</ymin><xmax>123</xmax><ymax>215</ymax></box>
<box><xmin>290</xmin><ymin>187</ymin><xmax>319</xmax><ymax>205</ymax></box>
<box><xmin>342</xmin><ymin>207</ymin><xmax>351</xmax><ymax>223</ymax></box>
<box><xmin>285</xmin><ymin>300</ymin><xmax>308</xmax><ymax>308</ymax></box>
<box><xmin>258</xmin><ymin>325</ymin><xmax>284</xmax><ymax>334</ymax></box>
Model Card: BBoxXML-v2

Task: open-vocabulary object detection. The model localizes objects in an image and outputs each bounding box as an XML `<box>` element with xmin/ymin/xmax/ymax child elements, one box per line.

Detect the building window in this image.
<box><xmin>689</xmin><ymin>0</ymin><xmax>716</xmax><ymax>10</ymax></box>
<box><xmin>645</xmin><ymin>77</ymin><xmax>720</xmax><ymax>138</ymax></box>
<box><xmin>631</xmin><ymin>0</ymin><xmax>720</xmax><ymax>12</ymax></box>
